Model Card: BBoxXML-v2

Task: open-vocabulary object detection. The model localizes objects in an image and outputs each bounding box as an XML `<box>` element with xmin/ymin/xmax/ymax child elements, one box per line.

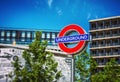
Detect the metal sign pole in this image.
<box><xmin>55</xmin><ymin>24</ymin><xmax>88</xmax><ymax>82</ymax></box>
<box><xmin>71</xmin><ymin>55</ymin><xmax>75</xmax><ymax>82</ymax></box>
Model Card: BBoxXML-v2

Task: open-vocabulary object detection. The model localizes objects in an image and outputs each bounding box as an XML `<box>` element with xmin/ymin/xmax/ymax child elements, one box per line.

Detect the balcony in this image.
<box><xmin>90</xmin><ymin>24</ymin><xmax>120</xmax><ymax>32</ymax></box>
<box><xmin>97</xmin><ymin>65</ymin><xmax>105</xmax><ymax>68</ymax></box>
<box><xmin>97</xmin><ymin>63</ymin><xmax>120</xmax><ymax>68</ymax></box>
<box><xmin>98</xmin><ymin>35</ymin><xmax>104</xmax><ymax>38</ymax></box>
<box><xmin>99</xmin><ymin>44</ymin><xmax>105</xmax><ymax>47</ymax></box>
<box><xmin>98</xmin><ymin>53</ymin><xmax>104</xmax><ymax>56</ymax></box>
<box><xmin>91</xmin><ymin>42</ymin><xmax>120</xmax><ymax>48</ymax></box>
<box><xmin>99</xmin><ymin>63</ymin><xmax>104</xmax><ymax>65</ymax></box>
<box><xmin>90</xmin><ymin>45</ymin><xmax>120</xmax><ymax>50</ymax></box>
<box><xmin>92</xmin><ymin>34</ymin><xmax>120</xmax><ymax>40</ymax></box>
<box><xmin>91</xmin><ymin>53</ymin><xmax>110</xmax><ymax>57</ymax></box>
<box><xmin>91</xmin><ymin>52</ymin><xmax>120</xmax><ymax>58</ymax></box>
<box><xmin>111</xmin><ymin>24</ymin><xmax>119</xmax><ymax>27</ymax></box>
<box><xmin>91</xmin><ymin>45</ymin><xmax>99</xmax><ymax>48</ymax></box>
<box><xmin>105</xmin><ymin>34</ymin><xmax>111</xmax><ymax>37</ymax></box>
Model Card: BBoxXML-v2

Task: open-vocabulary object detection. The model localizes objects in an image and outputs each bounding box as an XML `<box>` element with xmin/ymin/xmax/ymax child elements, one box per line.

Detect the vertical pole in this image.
<box><xmin>71</xmin><ymin>55</ymin><xmax>75</xmax><ymax>82</ymax></box>
<box><xmin>6</xmin><ymin>74</ymin><xmax>8</xmax><ymax>82</ymax></box>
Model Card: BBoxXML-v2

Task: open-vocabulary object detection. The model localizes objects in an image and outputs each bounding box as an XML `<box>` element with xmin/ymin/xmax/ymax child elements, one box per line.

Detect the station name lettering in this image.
<box><xmin>55</xmin><ymin>34</ymin><xmax>89</xmax><ymax>43</ymax></box>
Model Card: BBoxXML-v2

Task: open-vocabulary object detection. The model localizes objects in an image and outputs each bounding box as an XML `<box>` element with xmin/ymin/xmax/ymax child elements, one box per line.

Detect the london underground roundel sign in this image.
<box><xmin>55</xmin><ymin>24</ymin><xmax>89</xmax><ymax>55</ymax></box>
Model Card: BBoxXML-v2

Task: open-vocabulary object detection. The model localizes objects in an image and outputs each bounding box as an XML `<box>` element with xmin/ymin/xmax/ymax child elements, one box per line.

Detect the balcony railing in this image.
<box><xmin>98</xmin><ymin>60</ymin><xmax>120</xmax><ymax>66</ymax></box>
<box><xmin>91</xmin><ymin>43</ymin><xmax>120</xmax><ymax>48</ymax></box>
<box><xmin>90</xmin><ymin>24</ymin><xmax>120</xmax><ymax>30</ymax></box>
<box><xmin>92</xmin><ymin>34</ymin><xmax>120</xmax><ymax>39</ymax></box>
<box><xmin>99</xmin><ymin>44</ymin><xmax>105</xmax><ymax>47</ymax></box>
<box><xmin>92</xmin><ymin>45</ymin><xmax>99</xmax><ymax>47</ymax></box>
<box><xmin>91</xmin><ymin>52</ymin><xmax>120</xmax><ymax>57</ymax></box>
<box><xmin>99</xmin><ymin>63</ymin><xmax>104</xmax><ymax>65</ymax></box>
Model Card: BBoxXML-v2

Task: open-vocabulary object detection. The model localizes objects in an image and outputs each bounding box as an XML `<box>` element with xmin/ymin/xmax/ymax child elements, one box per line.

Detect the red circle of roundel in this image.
<box><xmin>58</xmin><ymin>24</ymin><xmax>86</xmax><ymax>55</ymax></box>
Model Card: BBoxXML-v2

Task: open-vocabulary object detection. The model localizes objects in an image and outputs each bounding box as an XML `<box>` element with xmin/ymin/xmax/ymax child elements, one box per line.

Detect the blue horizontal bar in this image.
<box><xmin>55</xmin><ymin>34</ymin><xmax>89</xmax><ymax>43</ymax></box>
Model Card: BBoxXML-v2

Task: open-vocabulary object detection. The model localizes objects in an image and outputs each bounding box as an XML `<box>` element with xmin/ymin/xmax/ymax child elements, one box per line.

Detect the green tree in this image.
<box><xmin>89</xmin><ymin>57</ymin><xmax>97</xmax><ymax>81</ymax></box>
<box><xmin>75</xmin><ymin>51</ymin><xmax>120</xmax><ymax>82</ymax></box>
<box><xmin>10</xmin><ymin>31</ymin><xmax>62</xmax><ymax>82</ymax></box>
<box><xmin>75</xmin><ymin>51</ymin><xmax>93</xmax><ymax>82</ymax></box>
<box><xmin>91</xmin><ymin>58</ymin><xmax>120</xmax><ymax>82</ymax></box>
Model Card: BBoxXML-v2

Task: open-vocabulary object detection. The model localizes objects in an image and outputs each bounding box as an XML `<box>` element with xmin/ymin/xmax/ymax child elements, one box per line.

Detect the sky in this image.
<box><xmin>0</xmin><ymin>0</ymin><xmax>120</xmax><ymax>32</ymax></box>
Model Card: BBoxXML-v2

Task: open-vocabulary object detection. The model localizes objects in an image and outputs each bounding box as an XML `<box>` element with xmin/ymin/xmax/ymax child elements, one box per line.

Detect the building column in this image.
<box><xmin>103</xmin><ymin>40</ymin><xmax>105</xmax><ymax>46</ymax></box>
<box><xmin>117</xmin><ymin>18</ymin><xmax>119</xmax><ymax>26</ymax></box>
<box><xmin>110</xmin><ymin>19</ymin><xmax>112</xmax><ymax>27</ymax></box>
<box><xmin>110</xmin><ymin>30</ymin><xmax>112</xmax><ymax>36</ymax></box>
<box><xmin>104</xmin><ymin>40</ymin><xmax>106</xmax><ymax>46</ymax></box>
<box><xmin>96</xmin><ymin>22</ymin><xmax>98</xmax><ymax>29</ymax></box>
<box><xmin>110</xmin><ymin>39</ymin><xmax>112</xmax><ymax>46</ymax></box>
<box><xmin>118</xmin><ymin>39</ymin><xmax>120</xmax><ymax>45</ymax></box>
<box><xmin>97</xmin><ymin>50</ymin><xmax>99</xmax><ymax>56</ymax></box>
<box><xmin>97</xmin><ymin>41</ymin><xmax>99</xmax><ymax>47</ymax></box>
<box><xmin>103</xmin><ymin>21</ymin><xmax>104</xmax><ymax>28</ymax></box>
<box><xmin>96</xmin><ymin>32</ymin><xmax>98</xmax><ymax>38</ymax></box>
<box><xmin>118</xmin><ymin>48</ymin><xmax>120</xmax><ymax>54</ymax></box>
<box><xmin>104</xmin><ymin>49</ymin><xmax>106</xmax><ymax>56</ymax></box>
<box><xmin>103</xmin><ymin>31</ymin><xmax>105</xmax><ymax>37</ymax></box>
<box><xmin>111</xmin><ymin>48</ymin><xmax>113</xmax><ymax>55</ymax></box>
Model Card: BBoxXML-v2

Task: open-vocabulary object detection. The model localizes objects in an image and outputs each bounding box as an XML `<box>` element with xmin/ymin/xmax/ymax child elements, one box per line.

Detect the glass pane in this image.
<box><xmin>7</xmin><ymin>31</ymin><xmax>10</xmax><ymax>37</ymax></box>
<box><xmin>6</xmin><ymin>38</ymin><xmax>10</xmax><ymax>41</ymax></box>
<box><xmin>52</xmin><ymin>33</ymin><xmax>55</xmax><ymax>38</ymax></box>
<box><xmin>47</xmin><ymin>33</ymin><xmax>50</xmax><ymax>38</ymax></box>
<box><xmin>1</xmin><ymin>31</ymin><xmax>4</xmax><ymax>36</ymax></box>
<box><xmin>22</xmin><ymin>32</ymin><xmax>25</xmax><ymax>37</ymax></box>
<box><xmin>42</xmin><ymin>33</ymin><xmax>45</xmax><ymax>38</ymax></box>
<box><xmin>12</xmin><ymin>31</ymin><xmax>16</xmax><ymax>37</ymax></box>
<box><xmin>27</xmin><ymin>32</ymin><xmax>30</xmax><ymax>38</ymax></box>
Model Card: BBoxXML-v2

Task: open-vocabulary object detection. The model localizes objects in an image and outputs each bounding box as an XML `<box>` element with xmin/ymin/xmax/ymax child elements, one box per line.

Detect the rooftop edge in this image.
<box><xmin>89</xmin><ymin>16</ymin><xmax>120</xmax><ymax>22</ymax></box>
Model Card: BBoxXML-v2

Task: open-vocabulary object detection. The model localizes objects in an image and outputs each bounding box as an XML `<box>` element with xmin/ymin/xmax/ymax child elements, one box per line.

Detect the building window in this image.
<box><xmin>91</xmin><ymin>23</ymin><xmax>96</xmax><ymax>30</ymax></box>
<box><xmin>113</xmin><ymin>30</ymin><xmax>118</xmax><ymax>36</ymax></box>
<box><xmin>52</xmin><ymin>39</ymin><xmax>55</xmax><ymax>43</ymax></box>
<box><xmin>27</xmin><ymin>32</ymin><xmax>31</xmax><ymax>38</ymax></box>
<box><xmin>42</xmin><ymin>33</ymin><xmax>45</xmax><ymax>38</ymax></box>
<box><xmin>104</xmin><ymin>21</ymin><xmax>110</xmax><ymax>28</ymax></box>
<box><xmin>52</xmin><ymin>33</ymin><xmax>55</xmax><ymax>38</ymax></box>
<box><xmin>47</xmin><ymin>33</ymin><xmax>50</xmax><ymax>38</ymax></box>
<box><xmin>1</xmin><ymin>38</ymin><xmax>4</xmax><ymax>41</ymax></box>
<box><xmin>47</xmin><ymin>40</ymin><xmax>50</xmax><ymax>43</ymax></box>
<box><xmin>26</xmin><ymin>39</ymin><xmax>31</xmax><ymax>42</ymax></box>
<box><xmin>7</xmin><ymin>31</ymin><xmax>10</xmax><ymax>37</ymax></box>
<box><xmin>112</xmin><ymin>19</ymin><xmax>117</xmax><ymax>27</ymax></box>
<box><xmin>32</xmin><ymin>39</ymin><xmax>34</xmax><ymax>42</ymax></box>
<box><xmin>12</xmin><ymin>31</ymin><xmax>16</xmax><ymax>37</ymax></box>
<box><xmin>1</xmin><ymin>31</ymin><xmax>4</xmax><ymax>36</ymax></box>
<box><xmin>33</xmin><ymin>32</ymin><xmax>36</xmax><ymax>38</ymax></box>
<box><xmin>12</xmin><ymin>38</ymin><xmax>15</xmax><ymax>40</ymax></box>
<box><xmin>32</xmin><ymin>32</ymin><xmax>35</xmax><ymax>38</ymax></box>
<box><xmin>22</xmin><ymin>32</ymin><xmax>25</xmax><ymax>37</ymax></box>
<box><xmin>6</xmin><ymin>38</ymin><xmax>10</xmax><ymax>41</ymax></box>
<box><xmin>98</xmin><ymin>21</ymin><xmax>103</xmax><ymax>29</ymax></box>
<box><xmin>21</xmin><ymin>38</ymin><xmax>25</xmax><ymax>42</ymax></box>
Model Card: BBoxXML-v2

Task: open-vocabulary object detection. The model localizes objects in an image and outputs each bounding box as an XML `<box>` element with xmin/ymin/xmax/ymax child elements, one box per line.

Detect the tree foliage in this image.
<box><xmin>91</xmin><ymin>58</ymin><xmax>120</xmax><ymax>82</ymax></box>
<box><xmin>10</xmin><ymin>31</ymin><xmax>62</xmax><ymax>82</ymax></box>
<box><xmin>75</xmin><ymin>51</ymin><xmax>120</xmax><ymax>82</ymax></box>
<box><xmin>75</xmin><ymin>51</ymin><xmax>92</xmax><ymax>82</ymax></box>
